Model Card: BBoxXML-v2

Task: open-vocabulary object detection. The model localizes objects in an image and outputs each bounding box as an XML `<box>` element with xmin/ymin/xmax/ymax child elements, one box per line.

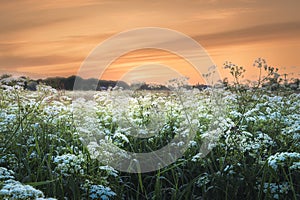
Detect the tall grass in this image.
<box><xmin>0</xmin><ymin>59</ymin><xmax>300</xmax><ymax>199</ymax></box>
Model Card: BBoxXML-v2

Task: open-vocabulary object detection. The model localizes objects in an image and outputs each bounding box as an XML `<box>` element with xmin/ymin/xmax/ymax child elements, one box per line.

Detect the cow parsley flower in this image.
<box><xmin>0</xmin><ymin>180</ymin><xmax>44</xmax><ymax>199</ymax></box>
<box><xmin>267</xmin><ymin>152</ymin><xmax>300</xmax><ymax>170</ymax></box>
<box><xmin>99</xmin><ymin>165</ymin><xmax>119</xmax><ymax>177</ymax></box>
<box><xmin>53</xmin><ymin>153</ymin><xmax>86</xmax><ymax>176</ymax></box>
<box><xmin>88</xmin><ymin>185</ymin><xmax>116</xmax><ymax>200</ymax></box>
<box><xmin>289</xmin><ymin>162</ymin><xmax>300</xmax><ymax>170</ymax></box>
<box><xmin>0</xmin><ymin>167</ymin><xmax>14</xmax><ymax>181</ymax></box>
<box><xmin>263</xmin><ymin>182</ymin><xmax>290</xmax><ymax>199</ymax></box>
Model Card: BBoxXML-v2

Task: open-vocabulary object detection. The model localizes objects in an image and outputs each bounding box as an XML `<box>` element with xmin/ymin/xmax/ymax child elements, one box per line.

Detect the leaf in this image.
<box><xmin>26</xmin><ymin>179</ymin><xmax>57</xmax><ymax>187</ymax></box>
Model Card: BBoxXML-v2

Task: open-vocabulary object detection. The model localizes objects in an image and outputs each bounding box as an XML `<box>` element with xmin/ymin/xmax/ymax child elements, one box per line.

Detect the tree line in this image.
<box><xmin>2</xmin><ymin>73</ymin><xmax>298</xmax><ymax>92</ymax></box>
<box><xmin>0</xmin><ymin>74</ymin><xmax>209</xmax><ymax>91</ymax></box>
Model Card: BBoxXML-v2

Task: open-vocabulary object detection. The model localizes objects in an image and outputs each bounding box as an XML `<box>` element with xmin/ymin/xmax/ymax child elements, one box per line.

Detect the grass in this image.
<box><xmin>0</xmin><ymin>60</ymin><xmax>300</xmax><ymax>199</ymax></box>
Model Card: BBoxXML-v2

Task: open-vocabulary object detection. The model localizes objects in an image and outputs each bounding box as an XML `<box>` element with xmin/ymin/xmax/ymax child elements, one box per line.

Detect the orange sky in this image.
<box><xmin>0</xmin><ymin>0</ymin><xmax>300</xmax><ymax>84</ymax></box>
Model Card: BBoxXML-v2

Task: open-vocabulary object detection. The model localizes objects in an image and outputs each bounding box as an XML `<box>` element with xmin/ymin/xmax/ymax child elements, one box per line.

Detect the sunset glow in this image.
<box><xmin>1</xmin><ymin>0</ymin><xmax>300</xmax><ymax>83</ymax></box>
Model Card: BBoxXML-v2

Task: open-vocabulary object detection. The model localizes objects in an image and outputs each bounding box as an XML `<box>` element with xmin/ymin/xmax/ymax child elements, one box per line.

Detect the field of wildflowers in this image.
<box><xmin>0</xmin><ymin>62</ymin><xmax>300</xmax><ymax>199</ymax></box>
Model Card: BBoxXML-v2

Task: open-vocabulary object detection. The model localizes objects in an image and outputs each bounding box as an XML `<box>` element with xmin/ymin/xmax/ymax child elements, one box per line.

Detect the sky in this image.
<box><xmin>1</xmin><ymin>0</ymin><xmax>300</xmax><ymax>84</ymax></box>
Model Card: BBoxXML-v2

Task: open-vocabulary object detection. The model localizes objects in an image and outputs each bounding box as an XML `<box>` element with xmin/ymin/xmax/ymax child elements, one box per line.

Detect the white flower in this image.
<box><xmin>267</xmin><ymin>152</ymin><xmax>300</xmax><ymax>171</ymax></box>
<box><xmin>0</xmin><ymin>180</ymin><xmax>44</xmax><ymax>199</ymax></box>
<box><xmin>0</xmin><ymin>167</ymin><xmax>14</xmax><ymax>181</ymax></box>
<box><xmin>99</xmin><ymin>166</ymin><xmax>119</xmax><ymax>177</ymax></box>
<box><xmin>189</xmin><ymin>140</ymin><xmax>197</xmax><ymax>147</ymax></box>
<box><xmin>88</xmin><ymin>184</ymin><xmax>116</xmax><ymax>200</ymax></box>
<box><xmin>53</xmin><ymin>153</ymin><xmax>86</xmax><ymax>176</ymax></box>
<box><xmin>263</xmin><ymin>182</ymin><xmax>290</xmax><ymax>199</ymax></box>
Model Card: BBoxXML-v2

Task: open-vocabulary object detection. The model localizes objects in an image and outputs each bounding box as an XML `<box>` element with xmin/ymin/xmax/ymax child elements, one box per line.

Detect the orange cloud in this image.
<box><xmin>0</xmin><ymin>0</ymin><xmax>299</xmax><ymax>82</ymax></box>
<box><xmin>100</xmin><ymin>49</ymin><xmax>206</xmax><ymax>84</ymax></box>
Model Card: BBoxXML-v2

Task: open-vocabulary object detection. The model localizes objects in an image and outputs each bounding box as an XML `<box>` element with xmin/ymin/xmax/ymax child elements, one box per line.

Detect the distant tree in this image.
<box><xmin>0</xmin><ymin>74</ymin><xmax>12</xmax><ymax>80</ymax></box>
<box><xmin>97</xmin><ymin>80</ymin><xmax>117</xmax><ymax>90</ymax></box>
<box><xmin>46</xmin><ymin>77</ymin><xmax>66</xmax><ymax>90</ymax></box>
<box><xmin>27</xmin><ymin>81</ymin><xmax>38</xmax><ymax>91</ymax></box>
<box><xmin>65</xmin><ymin>76</ymin><xmax>77</xmax><ymax>90</ymax></box>
<box><xmin>84</xmin><ymin>78</ymin><xmax>98</xmax><ymax>90</ymax></box>
<box><xmin>115</xmin><ymin>81</ymin><xmax>130</xmax><ymax>90</ymax></box>
<box><xmin>193</xmin><ymin>83</ymin><xmax>209</xmax><ymax>90</ymax></box>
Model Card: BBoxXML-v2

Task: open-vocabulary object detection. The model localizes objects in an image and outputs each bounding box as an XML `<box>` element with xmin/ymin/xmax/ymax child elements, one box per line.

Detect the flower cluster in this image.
<box><xmin>0</xmin><ymin>167</ymin><xmax>14</xmax><ymax>181</ymax></box>
<box><xmin>0</xmin><ymin>167</ymin><xmax>57</xmax><ymax>200</ymax></box>
<box><xmin>0</xmin><ymin>179</ymin><xmax>44</xmax><ymax>200</ymax></box>
<box><xmin>267</xmin><ymin>152</ymin><xmax>300</xmax><ymax>171</ymax></box>
<box><xmin>1</xmin><ymin>79</ymin><xmax>300</xmax><ymax>199</ymax></box>
<box><xmin>263</xmin><ymin>182</ymin><xmax>290</xmax><ymax>199</ymax></box>
<box><xmin>53</xmin><ymin>153</ymin><xmax>86</xmax><ymax>176</ymax></box>
<box><xmin>88</xmin><ymin>184</ymin><xmax>116</xmax><ymax>200</ymax></box>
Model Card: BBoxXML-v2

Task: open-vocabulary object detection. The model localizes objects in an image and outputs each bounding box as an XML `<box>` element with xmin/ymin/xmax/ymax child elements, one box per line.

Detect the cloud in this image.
<box><xmin>0</xmin><ymin>1</ymin><xmax>113</xmax><ymax>39</ymax></box>
<box><xmin>0</xmin><ymin>54</ymin><xmax>81</xmax><ymax>68</ymax></box>
<box><xmin>0</xmin><ymin>0</ymin><xmax>299</xmax><ymax>80</ymax></box>
<box><xmin>0</xmin><ymin>13</ymin><xmax>73</xmax><ymax>37</ymax></box>
<box><xmin>192</xmin><ymin>21</ymin><xmax>300</xmax><ymax>48</ymax></box>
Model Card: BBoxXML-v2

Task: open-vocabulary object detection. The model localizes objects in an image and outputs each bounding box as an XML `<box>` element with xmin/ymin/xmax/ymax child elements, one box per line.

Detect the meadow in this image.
<box><xmin>0</xmin><ymin>61</ymin><xmax>300</xmax><ymax>199</ymax></box>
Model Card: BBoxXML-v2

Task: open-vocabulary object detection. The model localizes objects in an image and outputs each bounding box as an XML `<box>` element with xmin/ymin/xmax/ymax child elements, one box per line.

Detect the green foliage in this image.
<box><xmin>0</xmin><ymin>59</ymin><xmax>300</xmax><ymax>199</ymax></box>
